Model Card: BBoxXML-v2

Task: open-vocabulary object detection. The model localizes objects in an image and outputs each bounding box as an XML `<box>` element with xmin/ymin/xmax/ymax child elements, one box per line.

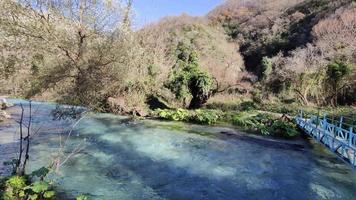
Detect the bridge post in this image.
<box><xmin>349</xmin><ymin>126</ymin><xmax>353</xmax><ymax>146</ymax></box>
<box><xmin>339</xmin><ymin>116</ymin><xmax>344</xmax><ymax>128</ymax></box>
<box><xmin>316</xmin><ymin>115</ymin><xmax>320</xmax><ymax>140</ymax></box>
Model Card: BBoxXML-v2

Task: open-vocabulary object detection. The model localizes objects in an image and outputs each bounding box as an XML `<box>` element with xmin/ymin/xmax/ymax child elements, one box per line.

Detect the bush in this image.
<box><xmin>155</xmin><ymin>108</ymin><xmax>222</xmax><ymax>125</ymax></box>
<box><xmin>155</xmin><ymin>108</ymin><xmax>300</xmax><ymax>138</ymax></box>
<box><xmin>192</xmin><ymin>109</ymin><xmax>222</xmax><ymax>125</ymax></box>
<box><xmin>1</xmin><ymin>173</ymin><xmax>55</xmax><ymax>200</ymax></box>
<box><xmin>155</xmin><ymin>108</ymin><xmax>191</xmax><ymax>121</ymax></box>
<box><xmin>239</xmin><ymin>101</ymin><xmax>258</xmax><ymax>111</ymax></box>
<box><xmin>167</xmin><ymin>42</ymin><xmax>214</xmax><ymax>108</ymax></box>
<box><xmin>231</xmin><ymin>111</ymin><xmax>299</xmax><ymax>138</ymax></box>
<box><xmin>231</xmin><ymin>112</ymin><xmax>256</xmax><ymax>127</ymax></box>
<box><xmin>3</xmin><ymin>176</ymin><xmax>27</xmax><ymax>200</ymax></box>
<box><xmin>270</xmin><ymin>120</ymin><xmax>299</xmax><ymax>138</ymax></box>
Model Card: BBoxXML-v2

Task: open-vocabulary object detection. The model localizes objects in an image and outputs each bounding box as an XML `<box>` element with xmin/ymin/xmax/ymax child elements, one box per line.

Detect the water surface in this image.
<box><xmin>0</xmin><ymin>100</ymin><xmax>355</xmax><ymax>200</ymax></box>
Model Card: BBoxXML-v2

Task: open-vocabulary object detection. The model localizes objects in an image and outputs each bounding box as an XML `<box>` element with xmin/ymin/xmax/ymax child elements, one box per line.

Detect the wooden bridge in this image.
<box><xmin>295</xmin><ymin>111</ymin><xmax>355</xmax><ymax>168</ymax></box>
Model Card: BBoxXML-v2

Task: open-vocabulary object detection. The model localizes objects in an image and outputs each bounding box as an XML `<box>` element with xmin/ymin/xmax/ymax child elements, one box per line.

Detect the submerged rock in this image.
<box><xmin>0</xmin><ymin>98</ymin><xmax>13</xmax><ymax>110</ymax></box>
<box><xmin>0</xmin><ymin>110</ymin><xmax>11</xmax><ymax>121</ymax></box>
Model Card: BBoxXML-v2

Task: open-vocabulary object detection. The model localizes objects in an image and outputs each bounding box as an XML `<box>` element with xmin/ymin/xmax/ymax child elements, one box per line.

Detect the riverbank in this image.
<box><xmin>3</xmin><ymin>97</ymin><xmax>356</xmax><ymax>139</ymax></box>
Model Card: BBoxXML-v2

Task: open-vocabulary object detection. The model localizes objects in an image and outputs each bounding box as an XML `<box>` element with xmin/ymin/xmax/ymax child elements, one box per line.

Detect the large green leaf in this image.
<box><xmin>43</xmin><ymin>190</ymin><xmax>55</xmax><ymax>199</ymax></box>
<box><xmin>29</xmin><ymin>181</ymin><xmax>49</xmax><ymax>193</ymax></box>
<box><xmin>31</xmin><ymin>167</ymin><xmax>50</xmax><ymax>178</ymax></box>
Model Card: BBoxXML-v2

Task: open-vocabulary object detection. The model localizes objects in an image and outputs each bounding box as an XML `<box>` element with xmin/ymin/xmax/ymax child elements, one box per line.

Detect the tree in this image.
<box><xmin>326</xmin><ymin>59</ymin><xmax>351</xmax><ymax>106</ymax></box>
<box><xmin>0</xmin><ymin>0</ymin><xmax>136</xmax><ymax>108</ymax></box>
<box><xmin>167</xmin><ymin>42</ymin><xmax>214</xmax><ymax>109</ymax></box>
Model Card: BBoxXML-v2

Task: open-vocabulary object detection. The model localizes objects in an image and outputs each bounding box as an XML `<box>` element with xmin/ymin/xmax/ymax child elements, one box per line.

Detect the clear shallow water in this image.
<box><xmin>0</xmin><ymin>100</ymin><xmax>355</xmax><ymax>200</ymax></box>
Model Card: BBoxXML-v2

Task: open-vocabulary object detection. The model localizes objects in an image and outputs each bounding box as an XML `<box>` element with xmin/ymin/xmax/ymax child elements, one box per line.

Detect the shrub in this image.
<box><xmin>238</xmin><ymin>101</ymin><xmax>258</xmax><ymax>111</ymax></box>
<box><xmin>231</xmin><ymin>112</ymin><xmax>256</xmax><ymax>127</ymax></box>
<box><xmin>167</xmin><ymin>42</ymin><xmax>214</xmax><ymax>108</ymax></box>
<box><xmin>2</xmin><ymin>175</ymin><xmax>55</xmax><ymax>200</ymax></box>
<box><xmin>231</xmin><ymin>111</ymin><xmax>299</xmax><ymax>138</ymax></box>
<box><xmin>155</xmin><ymin>108</ymin><xmax>191</xmax><ymax>121</ymax></box>
<box><xmin>269</xmin><ymin>120</ymin><xmax>299</xmax><ymax>138</ymax></box>
<box><xmin>192</xmin><ymin>109</ymin><xmax>222</xmax><ymax>125</ymax></box>
<box><xmin>155</xmin><ymin>108</ymin><xmax>223</xmax><ymax>125</ymax></box>
<box><xmin>3</xmin><ymin>176</ymin><xmax>27</xmax><ymax>200</ymax></box>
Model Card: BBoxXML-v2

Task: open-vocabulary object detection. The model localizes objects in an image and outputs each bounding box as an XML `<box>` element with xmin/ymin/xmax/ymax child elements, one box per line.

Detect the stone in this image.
<box><xmin>132</xmin><ymin>107</ymin><xmax>148</xmax><ymax>117</ymax></box>
<box><xmin>0</xmin><ymin>110</ymin><xmax>11</xmax><ymax>120</ymax></box>
<box><xmin>0</xmin><ymin>98</ymin><xmax>13</xmax><ymax>110</ymax></box>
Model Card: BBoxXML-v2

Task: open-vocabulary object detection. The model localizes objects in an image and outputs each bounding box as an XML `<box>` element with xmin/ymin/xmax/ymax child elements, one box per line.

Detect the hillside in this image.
<box><xmin>0</xmin><ymin>0</ymin><xmax>355</xmax><ymax>112</ymax></box>
<box><xmin>138</xmin><ymin>0</ymin><xmax>356</xmax><ymax>107</ymax></box>
<box><xmin>137</xmin><ymin>14</ymin><xmax>246</xmax><ymax>91</ymax></box>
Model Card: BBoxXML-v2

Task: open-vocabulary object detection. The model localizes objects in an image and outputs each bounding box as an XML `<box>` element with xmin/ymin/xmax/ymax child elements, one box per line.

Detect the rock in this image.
<box><xmin>0</xmin><ymin>98</ymin><xmax>13</xmax><ymax>110</ymax></box>
<box><xmin>0</xmin><ymin>110</ymin><xmax>11</xmax><ymax>120</ymax></box>
<box><xmin>132</xmin><ymin>107</ymin><xmax>148</xmax><ymax>117</ymax></box>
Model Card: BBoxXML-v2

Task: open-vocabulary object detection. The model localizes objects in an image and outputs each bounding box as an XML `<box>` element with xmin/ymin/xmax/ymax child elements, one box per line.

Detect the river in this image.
<box><xmin>0</xmin><ymin>99</ymin><xmax>355</xmax><ymax>200</ymax></box>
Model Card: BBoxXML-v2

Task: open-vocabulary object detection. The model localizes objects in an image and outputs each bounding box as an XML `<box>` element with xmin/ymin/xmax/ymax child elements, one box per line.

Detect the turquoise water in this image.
<box><xmin>0</xmin><ymin>100</ymin><xmax>355</xmax><ymax>200</ymax></box>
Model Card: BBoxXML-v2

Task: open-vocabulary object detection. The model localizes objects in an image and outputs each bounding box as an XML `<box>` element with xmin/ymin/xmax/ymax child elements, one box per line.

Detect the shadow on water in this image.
<box><xmin>58</xmin><ymin>116</ymin><xmax>318</xmax><ymax>200</ymax></box>
<box><xmin>2</xmin><ymin>102</ymin><xmax>356</xmax><ymax>200</ymax></box>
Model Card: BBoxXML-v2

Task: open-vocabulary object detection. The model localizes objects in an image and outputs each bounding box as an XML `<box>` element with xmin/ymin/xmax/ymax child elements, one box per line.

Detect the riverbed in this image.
<box><xmin>0</xmin><ymin>99</ymin><xmax>355</xmax><ymax>200</ymax></box>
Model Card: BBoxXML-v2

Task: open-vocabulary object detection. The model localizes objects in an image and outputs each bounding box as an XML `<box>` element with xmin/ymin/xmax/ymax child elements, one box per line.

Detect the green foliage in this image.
<box><xmin>222</xmin><ymin>20</ymin><xmax>240</xmax><ymax>39</ymax></box>
<box><xmin>3</xmin><ymin>176</ymin><xmax>27</xmax><ymax>200</ymax></box>
<box><xmin>192</xmin><ymin>109</ymin><xmax>221</xmax><ymax>125</ymax></box>
<box><xmin>326</xmin><ymin>59</ymin><xmax>351</xmax><ymax>90</ymax></box>
<box><xmin>155</xmin><ymin>109</ymin><xmax>191</xmax><ymax>121</ymax></box>
<box><xmin>76</xmin><ymin>195</ymin><xmax>89</xmax><ymax>200</ymax></box>
<box><xmin>191</xmin><ymin>71</ymin><xmax>213</xmax><ymax>96</ymax></box>
<box><xmin>31</xmin><ymin>167</ymin><xmax>49</xmax><ymax>180</ymax></box>
<box><xmin>270</xmin><ymin>120</ymin><xmax>299</xmax><ymax>138</ymax></box>
<box><xmin>27</xmin><ymin>181</ymin><xmax>49</xmax><ymax>194</ymax></box>
<box><xmin>155</xmin><ymin>108</ymin><xmax>222</xmax><ymax>125</ymax></box>
<box><xmin>42</xmin><ymin>191</ymin><xmax>55</xmax><ymax>199</ymax></box>
<box><xmin>239</xmin><ymin>101</ymin><xmax>258</xmax><ymax>111</ymax></box>
<box><xmin>2</xmin><ymin>173</ymin><xmax>55</xmax><ymax>200</ymax></box>
<box><xmin>262</xmin><ymin>56</ymin><xmax>273</xmax><ymax>78</ymax></box>
<box><xmin>231</xmin><ymin>112</ymin><xmax>256</xmax><ymax>127</ymax></box>
<box><xmin>251</xmin><ymin>89</ymin><xmax>263</xmax><ymax>104</ymax></box>
<box><xmin>167</xmin><ymin>42</ymin><xmax>214</xmax><ymax>108</ymax></box>
<box><xmin>232</xmin><ymin>111</ymin><xmax>299</xmax><ymax>138</ymax></box>
<box><xmin>155</xmin><ymin>105</ymin><xmax>300</xmax><ymax>138</ymax></box>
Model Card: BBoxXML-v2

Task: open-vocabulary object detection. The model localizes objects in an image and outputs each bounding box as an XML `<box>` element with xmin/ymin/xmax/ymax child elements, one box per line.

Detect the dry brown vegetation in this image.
<box><xmin>137</xmin><ymin>14</ymin><xmax>244</xmax><ymax>88</ymax></box>
<box><xmin>0</xmin><ymin>0</ymin><xmax>355</xmax><ymax>112</ymax></box>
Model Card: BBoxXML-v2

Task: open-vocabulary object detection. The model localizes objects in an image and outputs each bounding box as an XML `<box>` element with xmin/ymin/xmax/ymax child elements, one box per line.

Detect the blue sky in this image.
<box><xmin>132</xmin><ymin>0</ymin><xmax>223</xmax><ymax>28</ymax></box>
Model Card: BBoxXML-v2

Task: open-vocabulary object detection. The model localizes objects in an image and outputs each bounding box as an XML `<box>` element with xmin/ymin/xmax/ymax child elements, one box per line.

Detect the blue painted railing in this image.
<box><xmin>295</xmin><ymin>111</ymin><xmax>355</xmax><ymax>167</ymax></box>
